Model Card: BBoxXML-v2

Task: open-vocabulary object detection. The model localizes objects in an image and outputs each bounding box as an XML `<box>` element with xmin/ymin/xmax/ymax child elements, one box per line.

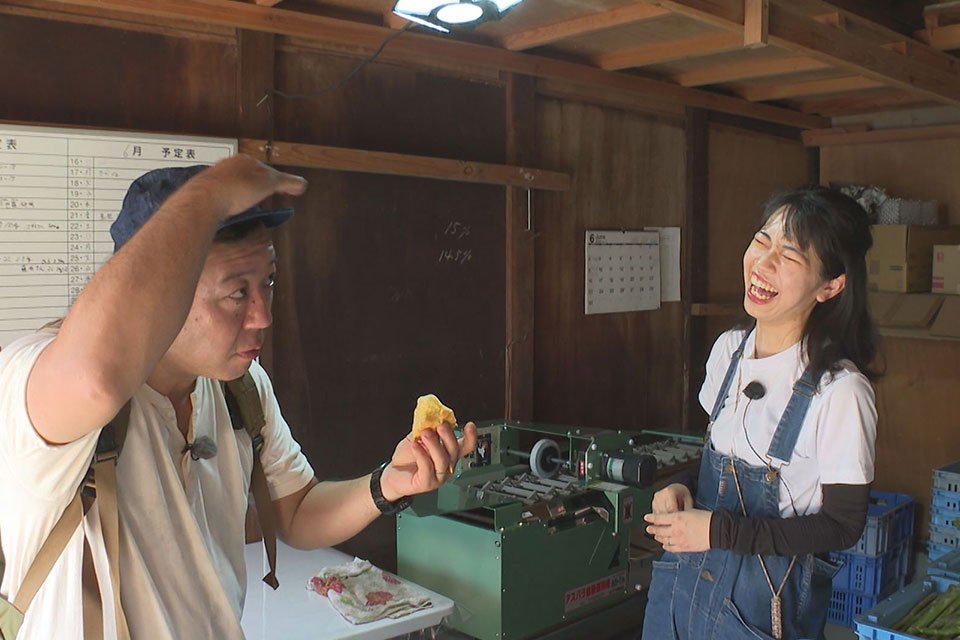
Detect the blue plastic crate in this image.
<box><xmin>932</xmin><ymin>489</ymin><xmax>960</xmax><ymax>512</ymax></box>
<box><xmin>930</xmin><ymin>523</ymin><xmax>960</xmax><ymax>548</ymax></box>
<box><xmin>855</xmin><ymin>575</ymin><xmax>957</xmax><ymax>640</ymax></box>
<box><xmin>847</xmin><ymin>491</ymin><xmax>915</xmax><ymax>556</ymax></box>
<box><xmin>830</xmin><ymin>589</ymin><xmax>889</xmax><ymax>628</ymax></box>
<box><xmin>933</xmin><ymin>461</ymin><xmax>960</xmax><ymax>493</ymax></box>
<box><xmin>930</xmin><ymin>506</ymin><xmax>960</xmax><ymax>529</ymax></box>
<box><xmin>928</xmin><ymin>547</ymin><xmax>960</xmax><ymax>581</ymax></box>
<box><xmin>830</xmin><ymin>540</ymin><xmax>911</xmax><ymax>595</ymax></box>
<box><xmin>928</xmin><ymin>542</ymin><xmax>958</xmax><ymax>562</ymax></box>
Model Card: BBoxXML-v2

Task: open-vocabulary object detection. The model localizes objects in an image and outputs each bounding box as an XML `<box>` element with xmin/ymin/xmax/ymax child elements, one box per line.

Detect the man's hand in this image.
<box><xmin>379</xmin><ymin>422</ymin><xmax>478</xmax><ymax>501</ymax></box>
<box><xmin>189</xmin><ymin>155</ymin><xmax>308</xmax><ymax>222</ymax></box>
<box><xmin>643</xmin><ymin>509</ymin><xmax>712</xmax><ymax>553</ymax></box>
<box><xmin>651</xmin><ymin>483</ymin><xmax>694</xmax><ymax>514</ymax></box>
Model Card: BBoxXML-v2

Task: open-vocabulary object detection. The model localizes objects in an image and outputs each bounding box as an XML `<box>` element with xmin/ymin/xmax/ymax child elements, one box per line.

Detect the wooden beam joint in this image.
<box><xmin>744</xmin><ymin>0</ymin><xmax>769</xmax><ymax>48</ymax></box>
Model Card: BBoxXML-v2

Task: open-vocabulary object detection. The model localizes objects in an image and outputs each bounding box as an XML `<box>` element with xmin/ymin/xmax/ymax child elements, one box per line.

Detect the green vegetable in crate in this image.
<box><xmin>905</xmin><ymin>585</ymin><xmax>960</xmax><ymax>637</ymax></box>
<box><xmin>894</xmin><ymin>593</ymin><xmax>938</xmax><ymax>631</ymax></box>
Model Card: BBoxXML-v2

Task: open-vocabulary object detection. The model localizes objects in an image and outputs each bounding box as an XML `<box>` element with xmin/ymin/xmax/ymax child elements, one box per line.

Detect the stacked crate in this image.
<box><xmin>827</xmin><ymin>491</ymin><xmax>916</xmax><ymax>627</ymax></box>
<box><xmin>929</xmin><ymin>461</ymin><xmax>960</xmax><ymax>561</ymax></box>
<box><xmin>854</xmin><ymin>548</ymin><xmax>960</xmax><ymax>640</ymax></box>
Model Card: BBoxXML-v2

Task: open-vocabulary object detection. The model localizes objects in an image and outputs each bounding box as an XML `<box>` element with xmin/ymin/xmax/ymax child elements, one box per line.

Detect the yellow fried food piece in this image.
<box><xmin>410</xmin><ymin>394</ymin><xmax>457</xmax><ymax>439</ymax></box>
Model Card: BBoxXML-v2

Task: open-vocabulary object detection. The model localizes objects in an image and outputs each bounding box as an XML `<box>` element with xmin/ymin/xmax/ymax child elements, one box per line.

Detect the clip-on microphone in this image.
<box><xmin>743</xmin><ymin>381</ymin><xmax>766</xmax><ymax>400</ymax></box>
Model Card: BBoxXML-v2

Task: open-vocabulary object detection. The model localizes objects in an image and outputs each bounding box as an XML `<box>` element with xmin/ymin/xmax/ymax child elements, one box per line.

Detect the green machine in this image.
<box><xmin>396</xmin><ymin>421</ymin><xmax>703</xmax><ymax>640</ymax></box>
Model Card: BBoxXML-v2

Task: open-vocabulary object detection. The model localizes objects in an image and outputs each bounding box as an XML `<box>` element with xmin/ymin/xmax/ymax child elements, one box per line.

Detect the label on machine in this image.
<box><xmin>562</xmin><ymin>570</ymin><xmax>627</xmax><ymax>613</ymax></box>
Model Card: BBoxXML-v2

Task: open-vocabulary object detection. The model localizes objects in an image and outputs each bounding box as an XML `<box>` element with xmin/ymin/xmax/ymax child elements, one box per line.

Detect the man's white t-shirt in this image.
<box><xmin>699</xmin><ymin>328</ymin><xmax>877</xmax><ymax>517</ymax></box>
<box><xmin>0</xmin><ymin>330</ymin><xmax>315</xmax><ymax>639</ymax></box>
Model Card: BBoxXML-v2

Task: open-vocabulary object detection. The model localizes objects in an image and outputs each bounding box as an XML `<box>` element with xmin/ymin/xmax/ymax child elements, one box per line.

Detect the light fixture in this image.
<box><xmin>393</xmin><ymin>0</ymin><xmax>525</xmax><ymax>33</ymax></box>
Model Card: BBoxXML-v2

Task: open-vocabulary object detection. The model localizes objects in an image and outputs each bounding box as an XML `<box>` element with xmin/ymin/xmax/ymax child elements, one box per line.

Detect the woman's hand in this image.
<box><xmin>644</xmin><ymin>509</ymin><xmax>712</xmax><ymax>553</ymax></box>
<box><xmin>651</xmin><ymin>483</ymin><xmax>694</xmax><ymax>514</ymax></box>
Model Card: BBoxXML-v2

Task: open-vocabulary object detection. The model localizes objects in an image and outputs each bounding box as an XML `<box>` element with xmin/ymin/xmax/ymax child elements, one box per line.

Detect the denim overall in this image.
<box><xmin>641</xmin><ymin>333</ymin><xmax>836</xmax><ymax>640</ymax></box>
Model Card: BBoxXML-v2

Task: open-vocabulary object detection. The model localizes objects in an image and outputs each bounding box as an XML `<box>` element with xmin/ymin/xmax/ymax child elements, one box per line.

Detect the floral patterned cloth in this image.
<box><xmin>307</xmin><ymin>558</ymin><xmax>433</xmax><ymax>624</ymax></box>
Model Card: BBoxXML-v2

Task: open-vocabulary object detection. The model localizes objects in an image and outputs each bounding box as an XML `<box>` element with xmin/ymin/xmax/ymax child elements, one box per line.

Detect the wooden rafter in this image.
<box><xmin>796</xmin><ymin>89</ymin><xmax>936</xmax><ymax>115</ymax></box>
<box><xmin>917</xmin><ymin>23</ymin><xmax>960</xmax><ymax>50</ymax></box>
<box><xmin>499</xmin><ymin>3</ymin><xmax>670</xmax><ymax>51</ymax></box>
<box><xmin>42</xmin><ymin>0</ymin><xmax>826</xmax><ymax>128</ymax></box>
<box><xmin>744</xmin><ymin>0</ymin><xmax>769</xmax><ymax>48</ymax></box>
<box><xmin>740</xmin><ymin>75</ymin><xmax>884</xmax><ymax>101</ymax></box>
<box><xmin>653</xmin><ymin>0</ymin><xmax>960</xmax><ymax>105</ymax></box>
<box><xmin>924</xmin><ymin>1</ymin><xmax>960</xmax><ymax>29</ymax></box>
<box><xmin>596</xmin><ymin>32</ymin><xmax>744</xmax><ymax>70</ymax></box>
<box><xmin>803</xmin><ymin>123</ymin><xmax>960</xmax><ymax>146</ymax></box>
<box><xmin>674</xmin><ymin>56</ymin><xmax>830</xmax><ymax>87</ymax></box>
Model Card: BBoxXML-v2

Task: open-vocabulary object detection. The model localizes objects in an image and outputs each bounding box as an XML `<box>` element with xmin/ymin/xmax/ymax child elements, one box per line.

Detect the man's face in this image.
<box><xmin>164</xmin><ymin>226</ymin><xmax>277</xmax><ymax>383</ymax></box>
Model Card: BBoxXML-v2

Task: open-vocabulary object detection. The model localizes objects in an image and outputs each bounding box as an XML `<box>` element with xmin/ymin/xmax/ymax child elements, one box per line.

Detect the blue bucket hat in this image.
<box><xmin>110</xmin><ymin>164</ymin><xmax>294</xmax><ymax>252</ymax></box>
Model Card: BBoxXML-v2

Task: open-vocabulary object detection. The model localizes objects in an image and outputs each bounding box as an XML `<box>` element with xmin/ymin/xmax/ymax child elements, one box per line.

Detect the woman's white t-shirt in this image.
<box><xmin>699</xmin><ymin>328</ymin><xmax>877</xmax><ymax>517</ymax></box>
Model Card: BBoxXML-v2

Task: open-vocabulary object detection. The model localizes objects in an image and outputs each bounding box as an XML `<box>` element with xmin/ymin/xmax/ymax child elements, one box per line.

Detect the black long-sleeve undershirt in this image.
<box><xmin>674</xmin><ymin>467</ymin><xmax>870</xmax><ymax>555</ymax></box>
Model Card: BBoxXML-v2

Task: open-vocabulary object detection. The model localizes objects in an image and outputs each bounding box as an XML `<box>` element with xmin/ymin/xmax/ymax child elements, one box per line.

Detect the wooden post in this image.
<box><xmin>237</xmin><ymin>29</ymin><xmax>276</xmax><ymax>382</ymax></box>
<box><xmin>504</xmin><ymin>73</ymin><xmax>536</xmax><ymax>420</ymax></box>
<box><xmin>682</xmin><ymin>108</ymin><xmax>709</xmax><ymax>432</ymax></box>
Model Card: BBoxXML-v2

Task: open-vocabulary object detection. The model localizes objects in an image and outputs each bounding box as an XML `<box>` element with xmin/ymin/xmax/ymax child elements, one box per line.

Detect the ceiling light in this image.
<box><xmin>393</xmin><ymin>0</ymin><xmax>526</xmax><ymax>31</ymax></box>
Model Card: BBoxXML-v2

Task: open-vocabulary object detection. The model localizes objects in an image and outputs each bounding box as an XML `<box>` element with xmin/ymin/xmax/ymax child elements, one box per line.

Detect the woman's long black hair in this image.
<box><xmin>746</xmin><ymin>185</ymin><xmax>883</xmax><ymax>381</ymax></box>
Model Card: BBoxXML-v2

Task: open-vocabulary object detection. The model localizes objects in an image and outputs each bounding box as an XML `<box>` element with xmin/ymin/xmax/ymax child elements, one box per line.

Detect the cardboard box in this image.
<box><xmin>868</xmin><ymin>292</ymin><xmax>944</xmax><ymax>329</ymax></box>
<box><xmin>868</xmin><ymin>225</ymin><xmax>960</xmax><ymax>292</ymax></box>
<box><xmin>931</xmin><ymin>296</ymin><xmax>960</xmax><ymax>338</ymax></box>
<box><xmin>933</xmin><ymin>245</ymin><xmax>960</xmax><ymax>295</ymax></box>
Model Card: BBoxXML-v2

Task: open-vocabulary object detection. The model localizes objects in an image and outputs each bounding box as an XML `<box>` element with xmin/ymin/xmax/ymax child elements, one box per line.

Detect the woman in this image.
<box><xmin>641</xmin><ymin>186</ymin><xmax>881</xmax><ymax>640</ymax></box>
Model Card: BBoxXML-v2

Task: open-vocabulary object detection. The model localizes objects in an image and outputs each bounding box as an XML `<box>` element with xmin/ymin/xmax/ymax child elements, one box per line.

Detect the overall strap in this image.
<box><xmin>765</xmin><ymin>367</ymin><xmax>819</xmax><ymax>464</ymax></box>
<box><xmin>224</xmin><ymin>374</ymin><xmax>279</xmax><ymax>590</ymax></box>
<box><xmin>708</xmin><ymin>331</ymin><xmax>752</xmax><ymax>424</ymax></box>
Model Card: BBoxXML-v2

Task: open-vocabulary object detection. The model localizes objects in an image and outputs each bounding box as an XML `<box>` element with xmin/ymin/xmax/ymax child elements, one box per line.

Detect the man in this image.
<box><xmin>0</xmin><ymin>155</ymin><xmax>476</xmax><ymax>638</ymax></box>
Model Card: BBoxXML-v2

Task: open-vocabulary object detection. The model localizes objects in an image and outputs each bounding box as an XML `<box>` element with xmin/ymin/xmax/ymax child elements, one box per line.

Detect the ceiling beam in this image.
<box><xmin>654</xmin><ymin>0</ymin><xmax>960</xmax><ymax>105</ymax></box>
<box><xmin>43</xmin><ymin>0</ymin><xmax>826</xmax><ymax>128</ymax></box>
<box><xmin>796</xmin><ymin>89</ymin><xmax>936</xmax><ymax>116</ymax></box>
<box><xmin>674</xmin><ymin>55</ymin><xmax>830</xmax><ymax>86</ymax></box>
<box><xmin>924</xmin><ymin>1</ymin><xmax>960</xmax><ymax>29</ymax></box>
<box><xmin>917</xmin><ymin>23</ymin><xmax>960</xmax><ymax>50</ymax></box>
<box><xmin>499</xmin><ymin>3</ymin><xmax>671</xmax><ymax>51</ymax></box>
<box><xmin>740</xmin><ymin>75</ymin><xmax>884</xmax><ymax>101</ymax></box>
<box><xmin>743</xmin><ymin>0</ymin><xmax>769</xmax><ymax>48</ymax></box>
<box><xmin>596</xmin><ymin>32</ymin><xmax>744</xmax><ymax>70</ymax></box>
<box><xmin>803</xmin><ymin>123</ymin><xmax>960</xmax><ymax>146</ymax></box>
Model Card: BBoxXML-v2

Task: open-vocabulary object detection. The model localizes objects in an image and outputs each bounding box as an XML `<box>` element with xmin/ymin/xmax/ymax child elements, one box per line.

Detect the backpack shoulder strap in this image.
<box><xmin>224</xmin><ymin>374</ymin><xmax>279</xmax><ymax>590</ymax></box>
<box><xmin>12</xmin><ymin>403</ymin><xmax>132</xmax><ymax>640</ymax></box>
<box><xmin>224</xmin><ymin>373</ymin><xmax>266</xmax><ymax>447</ymax></box>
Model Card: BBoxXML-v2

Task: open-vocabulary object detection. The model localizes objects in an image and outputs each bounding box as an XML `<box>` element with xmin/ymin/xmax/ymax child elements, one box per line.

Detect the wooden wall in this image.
<box><xmin>694</xmin><ymin>123</ymin><xmax>811</xmax><ymax>427</ymax></box>
<box><xmin>4</xmin><ymin>4</ymin><xmax>898</xmax><ymax>576</ymax></box>
<box><xmin>823</xmin><ymin>140</ymin><xmax>960</xmax><ymax>539</ymax></box>
<box><xmin>0</xmin><ymin>11</ymin><xmax>508</xmax><ymax>568</ymax></box>
<box><xmin>532</xmin><ymin>99</ymin><xmax>686</xmax><ymax>431</ymax></box>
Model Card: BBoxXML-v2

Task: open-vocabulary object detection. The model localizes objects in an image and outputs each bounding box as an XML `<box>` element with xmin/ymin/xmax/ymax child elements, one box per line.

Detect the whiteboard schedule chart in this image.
<box><xmin>585</xmin><ymin>230</ymin><xmax>660</xmax><ymax>315</ymax></box>
<box><xmin>0</xmin><ymin>124</ymin><xmax>235</xmax><ymax>347</ymax></box>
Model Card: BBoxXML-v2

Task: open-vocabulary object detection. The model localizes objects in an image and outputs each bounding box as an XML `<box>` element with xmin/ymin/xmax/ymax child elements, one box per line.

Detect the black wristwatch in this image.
<box><xmin>370</xmin><ymin>462</ymin><xmax>413</xmax><ymax>516</ymax></box>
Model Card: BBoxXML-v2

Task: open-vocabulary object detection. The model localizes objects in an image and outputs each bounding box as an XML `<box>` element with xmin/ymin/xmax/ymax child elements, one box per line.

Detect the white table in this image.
<box><xmin>241</xmin><ymin>542</ymin><xmax>455</xmax><ymax>640</ymax></box>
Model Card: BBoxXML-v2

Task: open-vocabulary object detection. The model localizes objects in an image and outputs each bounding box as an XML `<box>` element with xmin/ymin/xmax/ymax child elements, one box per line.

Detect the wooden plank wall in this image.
<box><xmin>823</xmin><ymin>141</ymin><xmax>960</xmax><ymax>540</ymax></box>
<box><xmin>268</xmin><ymin>44</ymin><xmax>508</xmax><ymax>569</ymax></box>
<box><xmin>697</xmin><ymin>124</ymin><xmax>810</xmax><ymax>426</ymax></box>
<box><xmin>532</xmin><ymin>99</ymin><xmax>687</xmax><ymax>432</ymax></box>
<box><xmin>0</xmin><ymin>11</ymin><xmax>507</xmax><ymax>569</ymax></box>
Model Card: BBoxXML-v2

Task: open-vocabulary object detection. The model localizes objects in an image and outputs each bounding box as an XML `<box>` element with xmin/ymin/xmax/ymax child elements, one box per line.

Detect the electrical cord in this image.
<box><xmin>742</xmin><ymin>398</ymin><xmax>800</xmax><ymax>519</ymax></box>
<box><xmin>256</xmin><ymin>22</ymin><xmax>414</xmax><ymax>162</ymax></box>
